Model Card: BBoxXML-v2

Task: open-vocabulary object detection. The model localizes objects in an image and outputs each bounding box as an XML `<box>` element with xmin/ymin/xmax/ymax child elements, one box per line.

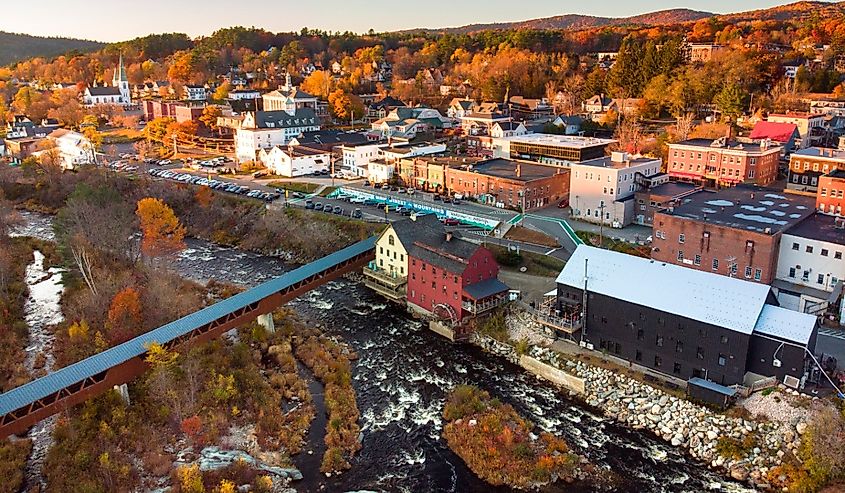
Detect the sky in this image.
<box><xmin>2</xmin><ymin>0</ymin><xmax>807</xmax><ymax>43</ymax></box>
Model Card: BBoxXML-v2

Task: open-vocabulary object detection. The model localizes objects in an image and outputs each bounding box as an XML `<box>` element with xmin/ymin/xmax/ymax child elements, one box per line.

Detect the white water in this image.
<box><xmin>22</xmin><ymin>250</ymin><xmax>65</xmax><ymax>490</ymax></box>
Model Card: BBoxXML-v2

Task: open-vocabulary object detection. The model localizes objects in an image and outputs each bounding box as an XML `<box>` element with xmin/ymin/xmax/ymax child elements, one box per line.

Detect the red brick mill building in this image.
<box><xmin>406</xmin><ymin>231</ymin><xmax>508</xmax><ymax>325</ymax></box>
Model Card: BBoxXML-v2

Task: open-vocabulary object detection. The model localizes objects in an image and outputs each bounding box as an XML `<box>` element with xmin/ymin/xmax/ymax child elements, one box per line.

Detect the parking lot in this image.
<box><xmin>146</xmin><ymin>168</ymin><xmax>281</xmax><ymax>202</ymax></box>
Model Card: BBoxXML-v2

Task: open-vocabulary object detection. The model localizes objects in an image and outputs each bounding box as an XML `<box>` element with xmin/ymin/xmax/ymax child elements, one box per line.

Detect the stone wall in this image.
<box><xmin>518</xmin><ymin>355</ymin><xmax>585</xmax><ymax>394</ymax></box>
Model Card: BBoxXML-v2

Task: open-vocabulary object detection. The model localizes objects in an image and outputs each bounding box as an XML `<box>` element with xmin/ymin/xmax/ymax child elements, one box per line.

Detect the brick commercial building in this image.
<box><xmin>767</xmin><ymin>112</ymin><xmax>826</xmax><ymax>149</ymax></box>
<box><xmin>667</xmin><ymin>138</ymin><xmax>781</xmax><ymax>188</ymax></box>
<box><xmin>555</xmin><ymin>245</ymin><xmax>819</xmax><ymax>388</ymax></box>
<box><xmin>651</xmin><ymin>187</ymin><xmax>816</xmax><ymax>284</ymax></box>
<box><xmin>817</xmin><ymin>169</ymin><xmax>845</xmax><ymax>216</ymax></box>
<box><xmin>444</xmin><ymin>158</ymin><xmax>571</xmax><ymax>210</ymax></box>
<box><xmin>786</xmin><ymin>147</ymin><xmax>845</xmax><ymax>194</ymax></box>
<box><xmin>406</xmin><ymin>231</ymin><xmax>508</xmax><ymax>325</ymax></box>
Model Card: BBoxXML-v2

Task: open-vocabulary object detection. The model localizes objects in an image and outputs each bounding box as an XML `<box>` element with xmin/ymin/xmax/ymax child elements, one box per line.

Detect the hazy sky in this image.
<box><xmin>2</xmin><ymin>0</ymin><xmax>807</xmax><ymax>42</ymax></box>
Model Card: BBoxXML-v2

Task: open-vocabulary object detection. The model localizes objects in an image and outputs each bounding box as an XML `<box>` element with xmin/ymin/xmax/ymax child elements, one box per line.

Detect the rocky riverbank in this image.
<box><xmin>471</xmin><ymin>315</ymin><xmax>820</xmax><ymax>491</ymax></box>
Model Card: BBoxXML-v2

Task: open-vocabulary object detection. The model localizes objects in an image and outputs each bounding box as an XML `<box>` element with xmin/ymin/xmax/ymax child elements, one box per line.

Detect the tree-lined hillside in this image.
<box><xmin>0</xmin><ymin>31</ymin><xmax>104</xmax><ymax>66</ymax></box>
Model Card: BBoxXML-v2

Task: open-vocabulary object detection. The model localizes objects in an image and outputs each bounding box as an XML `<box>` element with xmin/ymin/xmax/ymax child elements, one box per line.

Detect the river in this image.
<box><xmin>11</xmin><ymin>211</ymin><xmax>753</xmax><ymax>493</ymax></box>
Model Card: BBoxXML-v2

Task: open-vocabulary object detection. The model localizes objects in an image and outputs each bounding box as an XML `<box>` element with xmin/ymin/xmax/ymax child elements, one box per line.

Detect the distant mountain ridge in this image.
<box><xmin>0</xmin><ymin>31</ymin><xmax>104</xmax><ymax>66</ymax></box>
<box><xmin>399</xmin><ymin>8</ymin><xmax>713</xmax><ymax>35</ymax></box>
<box><xmin>398</xmin><ymin>1</ymin><xmax>845</xmax><ymax>35</ymax></box>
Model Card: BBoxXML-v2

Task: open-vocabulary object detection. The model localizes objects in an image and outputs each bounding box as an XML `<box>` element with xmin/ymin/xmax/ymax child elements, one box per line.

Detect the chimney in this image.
<box><xmin>446</xmin><ymin>231</ymin><xmax>453</xmax><ymax>242</ymax></box>
<box><xmin>515</xmin><ymin>162</ymin><xmax>522</xmax><ymax>178</ymax></box>
<box><xmin>725</xmin><ymin>122</ymin><xmax>732</xmax><ymax>142</ymax></box>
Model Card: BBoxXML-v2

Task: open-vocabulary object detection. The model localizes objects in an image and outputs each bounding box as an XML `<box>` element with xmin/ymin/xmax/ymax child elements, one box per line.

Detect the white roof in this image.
<box><xmin>500</xmin><ymin>133</ymin><xmax>617</xmax><ymax>149</ymax></box>
<box><xmin>752</xmin><ymin>304</ymin><xmax>816</xmax><ymax>345</ymax></box>
<box><xmin>555</xmin><ymin>246</ymin><xmax>772</xmax><ymax>335</ymax></box>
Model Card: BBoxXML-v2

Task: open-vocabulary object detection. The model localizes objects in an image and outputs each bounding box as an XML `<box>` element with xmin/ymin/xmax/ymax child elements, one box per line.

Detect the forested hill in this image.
<box><xmin>0</xmin><ymin>32</ymin><xmax>104</xmax><ymax>66</ymax></box>
<box><xmin>400</xmin><ymin>9</ymin><xmax>713</xmax><ymax>34</ymax></box>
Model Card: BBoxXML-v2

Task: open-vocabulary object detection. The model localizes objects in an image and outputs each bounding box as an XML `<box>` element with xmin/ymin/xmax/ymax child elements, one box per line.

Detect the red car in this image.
<box><xmin>558</xmin><ymin>199</ymin><xmax>570</xmax><ymax>208</ymax></box>
<box><xmin>443</xmin><ymin>218</ymin><xmax>460</xmax><ymax>226</ymax></box>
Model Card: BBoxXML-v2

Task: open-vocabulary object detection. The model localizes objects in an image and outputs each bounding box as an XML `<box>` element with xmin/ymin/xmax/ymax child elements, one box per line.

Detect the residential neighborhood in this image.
<box><xmin>4</xmin><ymin>1</ymin><xmax>845</xmax><ymax>492</ymax></box>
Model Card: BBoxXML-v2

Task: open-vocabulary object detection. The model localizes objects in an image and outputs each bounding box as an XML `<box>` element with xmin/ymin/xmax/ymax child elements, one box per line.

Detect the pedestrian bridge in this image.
<box><xmin>0</xmin><ymin>237</ymin><xmax>376</xmax><ymax>439</ymax></box>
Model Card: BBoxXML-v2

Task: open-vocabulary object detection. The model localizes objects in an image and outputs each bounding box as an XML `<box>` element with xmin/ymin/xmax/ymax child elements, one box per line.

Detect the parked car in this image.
<box><xmin>558</xmin><ymin>199</ymin><xmax>569</xmax><ymax>208</ymax></box>
<box><xmin>333</xmin><ymin>206</ymin><xmax>343</xmax><ymax>215</ymax></box>
<box><xmin>351</xmin><ymin>208</ymin><xmax>362</xmax><ymax>219</ymax></box>
<box><xmin>292</xmin><ymin>192</ymin><xmax>306</xmax><ymax>199</ymax></box>
<box><xmin>443</xmin><ymin>218</ymin><xmax>460</xmax><ymax>226</ymax></box>
<box><xmin>407</xmin><ymin>188</ymin><xmax>416</xmax><ymax>195</ymax></box>
<box><xmin>433</xmin><ymin>194</ymin><xmax>442</xmax><ymax>201</ymax></box>
<box><xmin>363</xmin><ymin>181</ymin><xmax>371</xmax><ymax>187</ymax></box>
<box><xmin>305</xmin><ymin>200</ymin><xmax>315</xmax><ymax>209</ymax></box>
<box><xmin>452</xmin><ymin>198</ymin><xmax>462</xmax><ymax>205</ymax></box>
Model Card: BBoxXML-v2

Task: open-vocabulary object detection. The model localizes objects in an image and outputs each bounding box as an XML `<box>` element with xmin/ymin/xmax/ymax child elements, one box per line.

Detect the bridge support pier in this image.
<box><xmin>257</xmin><ymin>313</ymin><xmax>275</xmax><ymax>334</ymax></box>
<box><xmin>114</xmin><ymin>383</ymin><xmax>130</xmax><ymax>405</ymax></box>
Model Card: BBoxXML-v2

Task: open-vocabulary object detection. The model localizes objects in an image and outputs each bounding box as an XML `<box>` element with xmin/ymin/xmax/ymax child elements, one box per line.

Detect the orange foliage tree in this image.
<box><xmin>106</xmin><ymin>287</ymin><xmax>143</xmax><ymax>344</ymax></box>
<box><xmin>136</xmin><ymin>198</ymin><xmax>186</xmax><ymax>258</ymax></box>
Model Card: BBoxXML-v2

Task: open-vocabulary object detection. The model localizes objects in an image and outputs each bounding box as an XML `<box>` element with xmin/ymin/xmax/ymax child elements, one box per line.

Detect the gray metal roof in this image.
<box><xmin>688</xmin><ymin>377</ymin><xmax>737</xmax><ymax>397</ymax></box>
<box><xmin>463</xmin><ymin>278</ymin><xmax>509</xmax><ymax>301</ymax></box>
<box><xmin>0</xmin><ymin>237</ymin><xmax>376</xmax><ymax>416</ymax></box>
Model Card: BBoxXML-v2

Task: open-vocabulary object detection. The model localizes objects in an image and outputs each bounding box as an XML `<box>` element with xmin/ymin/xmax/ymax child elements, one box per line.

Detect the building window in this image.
<box><xmin>654</xmin><ymin>356</ymin><xmax>662</xmax><ymax>368</ymax></box>
<box><xmin>712</xmin><ymin>258</ymin><xmax>719</xmax><ymax>270</ymax></box>
<box><xmin>822</xmin><ymin>249</ymin><xmax>829</xmax><ymax>257</ymax></box>
<box><xmin>676</xmin><ymin>341</ymin><xmax>683</xmax><ymax>353</ymax></box>
<box><xmin>637</xmin><ymin>329</ymin><xmax>644</xmax><ymax>340</ymax></box>
<box><xmin>818</xmin><ymin>274</ymin><xmax>825</xmax><ymax>284</ymax></box>
<box><xmin>745</xmin><ymin>266</ymin><xmax>752</xmax><ymax>278</ymax></box>
<box><xmin>720</xmin><ymin>335</ymin><xmax>729</xmax><ymax>344</ymax></box>
<box><xmin>806</xmin><ymin>245</ymin><xmax>814</xmax><ymax>253</ymax></box>
<box><xmin>673</xmin><ymin>362</ymin><xmax>682</xmax><ymax>375</ymax></box>
<box><xmin>677</xmin><ymin>251</ymin><xmax>684</xmax><ymax>262</ymax></box>
<box><xmin>789</xmin><ymin>267</ymin><xmax>796</xmax><ymax>278</ymax></box>
<box><xmin>697</xmin><ymin>347</ymin><xmax>704</xmax><ymax>360</ymax></box>
<box><xmin>656</xmin><ymin>335</ymin><xmax>664</xmax><ymax>347</ymax></box>
<box><xmin>678</xmin><ymin>233</ymin><xmax>685</xmax><ymax>244</ymax></box>
<box><xmin>754</xmin><ymin>269</ymin><xmax>762</xmax><ymax>281</ymax></box>
<box><xmin>635</xmin><ymin>350</ymin><xmax>642</xmax><ymax>362</ymax></box>
<box><xmin>836</xmin><ymin>252</ymin><xmax>843</xmax><ymax>260</ymax></box>
<box><xmin>718</xmin><ymin>354</ymin><xmax>727</xmax><ymax>366</ymax></box>
<box><xmin>388</xmin><ymin>235</ymin><xmax>395</xmax><ymax>246</ymax></box>
<box><xmin>694</xmin><ymin>255</ymin><xmax>701</xmax><ymax>266</ymax></box>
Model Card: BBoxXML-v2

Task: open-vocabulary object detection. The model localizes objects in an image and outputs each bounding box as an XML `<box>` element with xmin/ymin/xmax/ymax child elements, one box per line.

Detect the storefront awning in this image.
<box><xmin>463</xmin><ymin>278</ymin><xmax>510</xmax><ymax>301</ymax></box>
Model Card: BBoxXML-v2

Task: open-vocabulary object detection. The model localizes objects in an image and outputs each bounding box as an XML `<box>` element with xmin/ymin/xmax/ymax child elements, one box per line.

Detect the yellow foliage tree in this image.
<box><xmin>136</xmin><ymin>197</ymin><xmax>186</xmax><ymax>258</ymax></box>
<box><xmin>177</xmin><ymin>464</ymin><xmax>204</xmax><ymax>493</ymax></box>
<box><xmin>216</xmin><ymin>479</ymin><xmax>236</xmax><ymax>493</ymax></box>
<box><xmin>67</xmin><ymin>320</ymin><xmax>90</xmax><ymax>340</ymax></box>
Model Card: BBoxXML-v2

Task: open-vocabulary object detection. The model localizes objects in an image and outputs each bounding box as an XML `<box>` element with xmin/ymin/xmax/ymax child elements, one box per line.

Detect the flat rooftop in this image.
<box><xmin>674</xmin><ymin>138</ymin><xmax>777</xmax><ymax>153</ymax></box>
<box><xmin>792</xmin><ymin>147</ymin><xmax>845</xmax><ymax>160</ymax></box>
<box><xmin>576</xmin><ymin>155</ymin><xmax>660</xmax><ymax>169</ymax></box>
<box><xmin>664</xmin><ymin>186</ymin><xmax>817</xmax><ymax>234</ymax></box>
<box><xmin>457</xmin><ymin>158</ymin><xmax>565</xmax><ymax>182</ymax></box>
<box><xmin>784</xmin><ymin>213</ymin><xmax>845</xmax><ymax>245</ymax></box>
<box><xmin>501</xmin><ymin>133</ymin><xmax>616</xmax><ymax>149</ymax></box>
<box><xmin>647</xmin><ymin>181</ymin><xmax>701</xmax><ymax>197</ymax></box>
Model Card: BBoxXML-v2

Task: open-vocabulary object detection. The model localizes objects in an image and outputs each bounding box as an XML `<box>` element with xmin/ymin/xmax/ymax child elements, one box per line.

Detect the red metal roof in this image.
<box><xmin>750</xmin><ymin>121</ymin><xmax>798</xmax><ymax>143</ymax></box>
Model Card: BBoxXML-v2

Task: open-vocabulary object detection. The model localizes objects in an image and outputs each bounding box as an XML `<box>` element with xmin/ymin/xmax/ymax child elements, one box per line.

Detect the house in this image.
<box><xmin>362</xmin><ymin>214</ymin><xmax>445</xmax><ymax>302</ymax></box>
<box><xmin>289</xmin><ymin>130</ymin><xmax>370</xmax><ymax>152</ymax></box>
<box><xmin>257</xmin><ymin>145</ymin><xmax>330</xmax><ymax>177</ymax></box>
<box><xmin>582</xmin><ymin>95</ymin><xmax>642</xmax><ymax>120</ymax></box>
<box><xmin>367</xmin><ymin>96</ymin><xmax>406</xmax><ymax>120</ymax></box>
<box><xmin>633</xmin><ymin>181</ymin><xmax>702</xmax><ymax>227</ymax></box>
<box><xmin>651</xmin><ymin>186</ymin><xmax>817</xmax><ymax>285</ymax></box>
<box><xmin>508</xmin><ymin>96</ymin><xmax>553</xmax><ymax>120</ymax></box>
<box><xmin>551</xmin><ymin>115</ymin><xmax>583</xmax><ymax>135</ymax></box>
<box><xmin>443</xmin><ymin>158</ymin><xmax>571</xmax><ymax>210</ymax></box>
<box><xmin>379</xmin><ymin>142</ymin><xmax>446</xmax><ymax>165</ymax></box>
<box><xmin>667</xmin><ymin>137</ymin><xmax>781</xmax><ymax>188</ymax></box>
<box><xmin>767</xmin><ymin>113</ymin><xmax>826</xmax><ymax>149</ymax></box>
<box><xmin>817</xmin><ymin>169</ymin><xmax>845</xmax><ymax>216</ymax></box>
<box><xmin>228</xmin><ymin>89</ymin><xmax>261</xmax><ymax>101</ymax></box>
<box><xmin>809</xmin><ymin>99</ymin><xmax>845</xmax><ymax>117</ymax></box>
<box><xmin>782</xmin><ymin>59</ymin><xmax>809</xmax><ymax>79</ymax></box>
<box><xmin>749</xmin><ymin>121</ymin><xmax>800</xmax><ymax>153</ymax></box>
<box><xmin>406</xmin><ymin>231</ymin><xmax>508</xmax><ymax>327</ymax></box>
<box><xmin>234</xmin><ymin>108</ymin><xmax>321</xmax><ymax>163</ymax></box>
<box><xmin>262</xmin><ymin>74</ymin><xmax>319</xmax><ymax>113</ymax></box>
<box><xmin>774</xmin><ymin>213</ymin><xmax>845</xmax><ymax>317</ymax></box>
<box><xmin>38</xmin><ymin>129</ymin><xmax>95</xmax><ymax>169</ymax></box>
<box><xmin>583</xmin><ymin>95</ymin><xmax>613</xmax><ymax>114</ymax></box>
<box><xmin>458</xmin><ymin>110</ymin><xmax>512</xmax><ymax>139</ymax></box>
<box><xmin>687</xmin><ymin>43</ymin><xmax>725</xmax><ymax>63</ymax></box>
<box><xmin>182</xmin><ymin>85</ymin><xmax>208</xmax><ymax>101</ymax></box>
<box><xmin>554</xmin><ymin>245</ymin><xmax>819</xmax><ymax>388</ymax></box>
<box><xmin>490</xmin><ymin>121</ymin><xmax>527</xmax><ymax>139</ymax></box>
<box><xmin>447</xmin><ymin>98</ymin><xmax>477</xmax><ymax>119</ymax></box>
<box><xmin>569</xmin><ymin>152</ymin><xmax>663</xmax><ymax>227</ymax></box>
<box><xmin>83</xmin><ymin>55</ymin><xmax>131</xmax><ymax>106</ymax></box>
<box><xmin>368</xmin><ymin>159</ymin><xmax>394</xmax><ymax>184</ymax></box>
<box><xmin>492</xmin><ymin>133</ymin><xmax>615</xmax><ymax>165</ymax></box>
<box><xmin>3</xmin><ymin>121</ymin><xmax>51</xmax><ymax>163</ymax></box>
<box><xmin>370</xmin><ymin>107</ymin><xmax>451</xmax><ymax>140</ymax></box>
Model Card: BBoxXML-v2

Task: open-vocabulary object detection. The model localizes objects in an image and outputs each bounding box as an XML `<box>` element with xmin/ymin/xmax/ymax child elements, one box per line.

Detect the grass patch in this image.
<box><xmin>575</xmin><ymin>231</ymin><xmax>650</xmax><ymax>258</ymax></box>
<box><xmin>102</xmin><ymin>128</ymin><xmax>144</xmax><ymax>144</ymax></box>
<box><xmin>715</xmin><ymin>435</ymin><xmax>758</xmax><ymax>460</ymax></box>
<box><xmin>318</xmin><ymin>186</ymin><xmax>337</xmax><ymax>197</ymax></box>
<box><xmin>485</xmin><ymin>243</ymin><xmax>565</xmax><ymax>278</ymax></box>
<box><xmin>504</xmin><ymin>226</ymin><xmax>560</xmax><ymax>247</ymax></box>
<box><xmin>267</xmin><ymin>181</ymin><xmax>320</xmax><ymax>194</ymax></box>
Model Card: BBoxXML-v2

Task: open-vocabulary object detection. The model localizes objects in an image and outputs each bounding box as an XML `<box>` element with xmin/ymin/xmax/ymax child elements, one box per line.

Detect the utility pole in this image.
<box><xmin>580</xmin><ymin>257</ymin><xmax>588</xmax><ymax>346</ymax></box>
<box><xmin>598</xmin><ymin>201</ymin><xmax>606</xmax><ymax>247</ymax></box>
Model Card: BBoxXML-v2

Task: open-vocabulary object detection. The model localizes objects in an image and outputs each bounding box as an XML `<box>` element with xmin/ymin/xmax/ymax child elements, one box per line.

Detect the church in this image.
<box><xmin>83</xmin><ymin>55</ymin><xmax>132</xmax><ymax>107</ymax></box>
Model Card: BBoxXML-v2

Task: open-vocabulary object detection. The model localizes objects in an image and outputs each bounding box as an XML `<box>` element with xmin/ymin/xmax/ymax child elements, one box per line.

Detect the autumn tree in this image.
<box><xmin>212</xmin><ymin>81</ymin><xmax>231</xmax><ymax>101</ymax></box>
<box><xmin>328</xmin><ymin>89</ymin><xmax>364</xmax><ymax>121</ymax></box>
<box><xmin>136</xmin><ymin>197</ymin><xmax>186</xmax><ymax>258</ymax></box>
<box><xmin>301</xmin><ymin>70</ymin><xmax>333</xmax><ymax>100</ymax></box>
<box><xmin>199</xmin><ymin>106</ymin><xmax>222</xmax><ymax>134</ymax></box>
<box><xmin>106</xmin><ymin>287</ymin><xmax>143</xmax><ymax>344</ymax></box>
